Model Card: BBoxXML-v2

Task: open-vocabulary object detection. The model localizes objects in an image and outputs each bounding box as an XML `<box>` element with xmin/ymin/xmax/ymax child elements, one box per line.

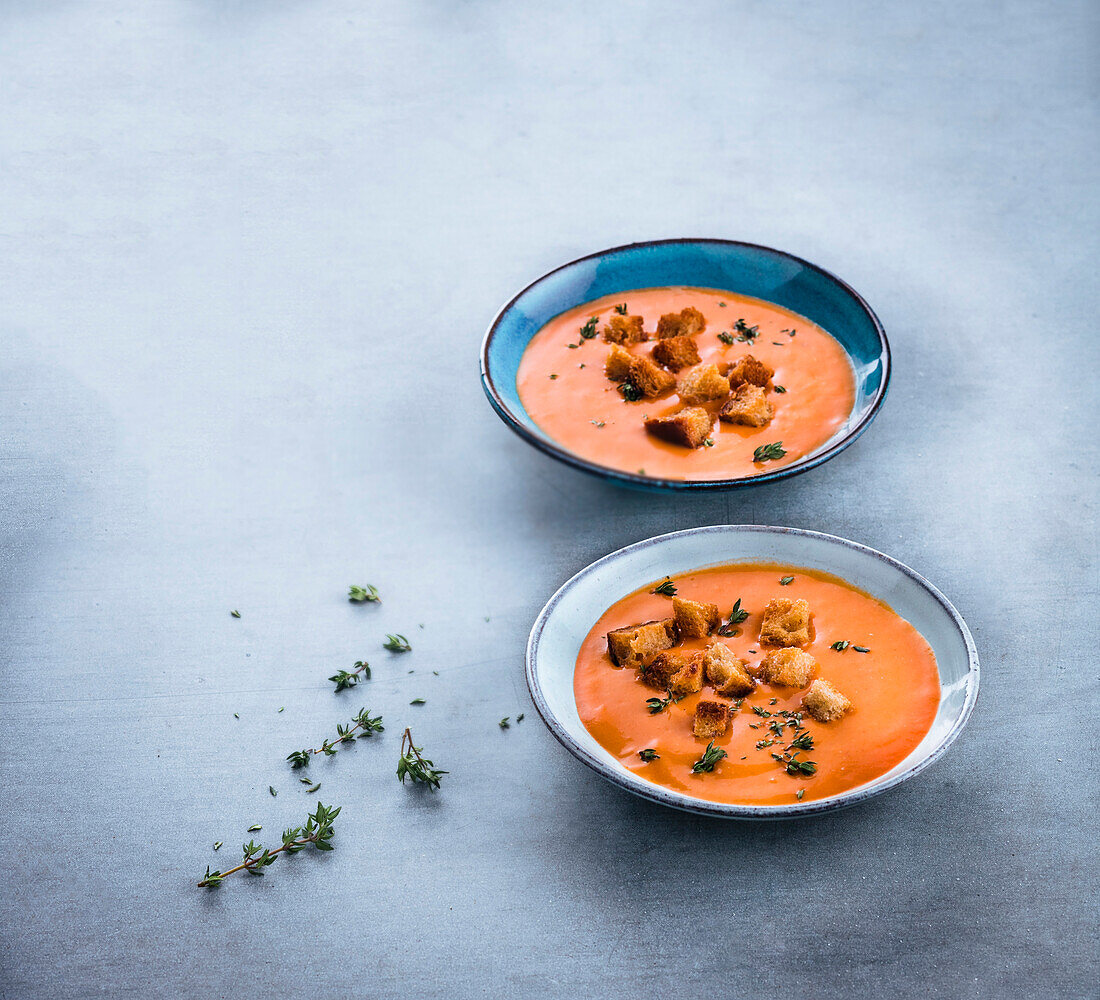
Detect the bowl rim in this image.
<box><xmin>481</xmin><ymin>237</ymin><xmax>892</xmax><ymax>491</ymax></box>
<box><xmin>525</xmin><ymin>524</ymin><xmax>981</xmax><ymax>820</ymax></box>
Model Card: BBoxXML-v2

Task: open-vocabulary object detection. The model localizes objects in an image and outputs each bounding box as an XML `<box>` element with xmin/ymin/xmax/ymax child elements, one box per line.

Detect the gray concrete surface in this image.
<box><xmin>1</xmin><ymin>2</ymin><xmax>1097</xmax><ymax>997</ymax></box>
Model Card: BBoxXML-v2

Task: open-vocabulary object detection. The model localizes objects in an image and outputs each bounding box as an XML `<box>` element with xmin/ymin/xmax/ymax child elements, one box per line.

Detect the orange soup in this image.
<box><xmin>517</xmin><ymin>287</ymin><xmax>855</xmax><ymax>481</ymax></box>
<box><xmin>574</xmin><ymin>564</ymin><xmax>940</xmax><ymax>805</ymax></box>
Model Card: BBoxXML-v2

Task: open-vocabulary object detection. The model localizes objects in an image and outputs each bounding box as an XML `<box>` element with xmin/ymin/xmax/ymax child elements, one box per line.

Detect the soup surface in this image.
<box><xmin>517</xmin><ymin>287</ymin><xmax>855</xmax><ymax>481</ymax></box>
<box><xmin>574</xmin><ymin>563</ymin><xmax>940</xmax><ymax>805</ymax></box>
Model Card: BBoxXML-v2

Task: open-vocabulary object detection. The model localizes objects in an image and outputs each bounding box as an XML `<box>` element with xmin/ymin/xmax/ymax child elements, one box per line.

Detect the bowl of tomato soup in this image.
<box><xmin>526</xmin><ymin>525</ymin><xmax>979</xmax><ymax>819</ymax></box>
<box><xmin>482</xmin><ymin>240</ymin><xmax>889</xmax><ymax>490</ymax></box>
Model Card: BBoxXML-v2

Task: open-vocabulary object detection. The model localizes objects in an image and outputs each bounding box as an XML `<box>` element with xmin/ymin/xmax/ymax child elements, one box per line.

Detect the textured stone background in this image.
<box><xmin>1</xmin><ymin>1</ymin><xmax>1096</xmax><ymax>997</ymax></box>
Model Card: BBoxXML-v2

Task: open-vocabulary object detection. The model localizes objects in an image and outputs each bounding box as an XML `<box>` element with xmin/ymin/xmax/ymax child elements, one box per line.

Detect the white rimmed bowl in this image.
<box><xmin>526</xmin><ymin>525</ymin><xmax>979</xmax><ymax>819</ymax></box>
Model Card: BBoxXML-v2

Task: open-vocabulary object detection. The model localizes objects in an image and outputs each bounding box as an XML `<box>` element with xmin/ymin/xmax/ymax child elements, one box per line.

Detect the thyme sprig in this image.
<box><xmin>716</xmin><ymin>598</ymin><xmax>749</xmax><ymax>636</ymax></box>
<box><xmin>692</xmin><ymin>741</ymin><xmax>728</xmax><ymax>774</ymax></box>
<box><xmin>348</xmin><ymin>584</ymin><xmax>380</xmax><ymax>603</ymax></box>
<box><xmin>753</xmin><ymin>442</ymin><xmax>786</xmax><ymax>462</ymax></box>
<box><xmin>286</xmin><ymin>708</ymin><xmax>384</xmax><ymax>768</ymax></box>
<box><xmin>652</xmin><ymin>578</ymin><xmax>677</xmax><ymax>596</ymax></box>
<box><xmin>330</xmin><ymin>661</ymin><xmax>370</xmax><ymax>692</ymax></box>
<box><xmin>733</xmin><ymin>318</ymin><xmax>760</xmax><ymax>343</ymax></box>
<box><xmin>198</xmin><ymin>802</ymin><xmax>341</xmax><ymax>888</ymax></box>
<box><xmin>383</xmin><ymin>633</ymin><xmax>411</xmax><ymax>652</ymax></box>
<box><xmin>397</xmin><ymin>728</ymin><xmax>447</xmax><ymax>790</ymax></box>
<box><xmin>619</xmin><ymin>382</ymin><xmax>643</xmax><ymax>402</ymax></box>
<box><xmin>580</xmin><ymin>316</ymin><xmax>599</xmax><ymax>340</ymax></box>
<box><xmin>614</xmin><ymin>303</ymin><xmax>628</xmax><ymax>315</ymax></box>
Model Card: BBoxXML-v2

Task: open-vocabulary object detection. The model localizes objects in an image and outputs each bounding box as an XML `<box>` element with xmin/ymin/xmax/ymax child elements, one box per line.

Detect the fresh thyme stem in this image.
<box><xmin>286</xmin><ymin>708</ymin><xmax>383</xmax><ymax>768</ymax></box>
<box><xmin>198</xmin><ymin>801</ymin><xmax>341</xmax><ymax>888</ymax></box>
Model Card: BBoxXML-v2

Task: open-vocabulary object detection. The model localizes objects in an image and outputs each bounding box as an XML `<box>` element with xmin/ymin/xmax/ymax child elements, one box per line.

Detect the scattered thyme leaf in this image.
<box><xmin>248</xmin><ymin>824</ymin><xmax>262</xmax><ymax>832</ymax></box>
<box><xmin>306</xmin><ymin>783</ymin><xmax>320</xmax><ymax>793</ymax></box>
<box><xmin>383</xmin><ymin>633</ymin><xmax>411</xmax><ymax>652</ymax></box>
<box><xmin>638</xmin><ymin>748</ymin><xmax>659</xmax><ymax>762</ymax></box>
<box><xmin>853</xmin><ymin>645</ymin><xmax>871</xmax><ymax>653</ymax></box>
<box><xmin>619</xmin><ymin>382</ymin><xmax>643</xmax><ymax>402</ymax></box>
<box><xmin>796</xmin><ymin>788</ymin><xmax>805</xmax><ymax>800</ymax></box>
<box><xmin>213</xmin><ymin>842</ymin><xmax>223</xmax><ymax>851</ymax></box>
<box><xmin>718</xmin><ymin>332</ymin><xmax>735</xmax><ymax>346</ymax></box>
<box><xmin>516</xmin><ymin>713</ymin><xmax>524</xmax><ymax>722</ymax></box>
<box><xmin>652</xmin><ymin>578</ymin><xmax>677</xmax><ymax>596</ymax></box>
<box><xmin>782</xmin><ymin>328</ymin><xmax>797</xmax><ymax>337</ymax></box>
<box><xmin>779</xmin><ymin>576</ymin><xmax>794</xmax><ymax>585</ymax></box>
<box><xmin>774</xmin><ymin>385</ymin><xmax>787</xmax><ymax>393</ymax></box>
<box><xmin>704</xmin><ymin>438</ymin><xmax>714</xmax><ymax>447</ymax></box>
<box><xmin>269</xmin><ymin>786</ymin><xmax>277</xmax><ymax>797</ymax></box>
<box><xmin>614</xmin><ymin>303</ymin><xmax>628</xmax><ymax>315</ymax></box>
<box><xmin>591</xmin><ymin>420</ymin><xmax>605</xmax><ymax>428</ymax></box>
<box><xmin>549</xmin><ymin>374</ymin><xmax>558</xmax><ymax>380</ymax></box>
<box><xmin>348</xmin><ymin>585</ymin><xmax>380</xmax><ymax>603</ymax></box>
<box><xmin>831</xmin><ymin>640</ymin><xmax>850</xmax><ymax>651</ymax></box>
<box><xmin>409</xmin><ymin>698</ymin><xmax>426</xmax><ymax>705</ymax></box>
<box><xmin>499</xmin><ymin>717</ymin><xmax>510</xmax><ymax>729</ymax></box>
<box><xmin>230</xmin><ymin>610</ymin><xmax>241</xmax><ymax>618</ymax></box>
<box><xmin>580</xmin><ymin>316</ymin><xmax>599</xmax><ymax>340</ymax></box>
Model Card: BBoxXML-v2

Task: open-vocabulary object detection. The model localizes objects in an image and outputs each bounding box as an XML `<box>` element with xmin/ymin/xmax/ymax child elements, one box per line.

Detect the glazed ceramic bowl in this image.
<box><xmin>526</xmin><ymin>525</ymin><xmax>979</xmax><ymax>819</ymax></box>
<box><xmin>481</xmin><ymin>239</ymin><xmax>890</xmax><ymax>491</ymax></box>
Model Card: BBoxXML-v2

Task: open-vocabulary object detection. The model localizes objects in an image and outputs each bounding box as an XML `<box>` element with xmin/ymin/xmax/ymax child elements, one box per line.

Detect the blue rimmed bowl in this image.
<box><xmin>481</xmin><ymin>239</ymin><xmax>890</xmax><ymax>491</ymax></box>
<box><xmin>526</xmin><ymin>525</ymin><xmax>979</xmax><ymax>820</ymax></box>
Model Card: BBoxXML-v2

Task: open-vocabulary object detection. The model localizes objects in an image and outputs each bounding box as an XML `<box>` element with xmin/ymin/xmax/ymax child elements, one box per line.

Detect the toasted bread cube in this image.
<box><xmin>651</xmin><ymin>335</ymin><xmax>701</xmax><ymax>372</ymax></box>
<box><xmin>719</xmin><ymin>383</ymin><xmax>774</xmax><ymax>427</ymax></box>
<box><xmin>702</xmin><ymin>642</ymin><xmax>755</xmax><ymax>697</ymax></box>
<box><xmin>605</xmin><ymin>344</ymin><xmax>635</xmax><ymax>382</ymax></box>
<box><xmin>672</xmin><ymin>596</ymin><xmax>720</xmax><ymax>638</ymax></box>
<box><xmin>724</xmin><ymin>354</ymin><xmax>774</xmax><ymax>390</ymax></box>
<box><xmin>677</xmin><ymin>363</ymin><xmax>730</xmax><ymax>405</ymax></box>
<box><xmin>656</xmin><ymin>306</ymin><xmax>707</xmax><ymax>339</ymax></box>
<box><xmin>644</xmin><ymin>406</ymin><xmax>714</xmax><ymax>449</ymax></box>
<box><xmin>760</xmin><ymin>598</ymin><xmax>812</xmax><ymax>647</ymax></box>
<box><xmin>642</xmin><ymin>649</ymin><xmax>693</xmax><ymax>690</ymax></box>
<box><xmin>693</xmin><ymin>700</ymin><xmax>731</xmax><ymax>738</ymax></box>
<box><xmin>802</xmin><ymin>679</ymin><xmax>852</xmax><ymax>722</ymax></box>
<box><xmin>627</xmin><ymin>355</ymin><xmax>676</xmax><ymax>398</ymax></box>
<box><xmin>668</xmin><ymin>653</ymin><xmax>704</xmax><ymax>697</ymax></box>
<box><xmin>760</xmin><ymin>648</ymin><xmax>817</xmax><ymax>688</ymax></box>
<box><xmin>606</xmin><ymin>619</ymin><xmax>676</xmax><ymax>670</ymax></box>
<box><xmin>602</xmin><ymin>313</ymin><xmax>647</xmax><ymax>345</ymax></box>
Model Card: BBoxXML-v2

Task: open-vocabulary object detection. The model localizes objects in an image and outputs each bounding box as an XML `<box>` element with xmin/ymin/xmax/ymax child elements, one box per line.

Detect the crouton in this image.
<box><xmin>606</xmin><ymin>619</ymin><xmax>676</xmax><ymax>670</ymax></box>
<box><xmin>668</xmin><ymin>653</ymin><xmax>704</xmax><ymax>697</ymax></box>
<box><xmin>702</xmin><ymin>642</ymin><xmax>755</xmax><ymax>697</ymax></box>
<box><xmin>719</xmin><ymin>383</ymin><xmax>774</xmax><ymax>427</ymax></box>
<box><xmin>602</xmin><ymin>313</ymin><xmax>647</xmax><ymax>346</ymax></box>
<box><xmin>644</xmin><ymin>407</ymin><xmax>714</xmax><ymax>449</ymax></box>
<box><xmin>656</xmin><ymin>306</ymin><xmax>707</xmax><ymax>339</ymax></box>
<box><xmin>760</xmin><ymin>598</ymin><xmax>813</xmax><ymax>647</ymax></box>
<box><xmin>724</xmin><ymin>354</ymin><xmax>774</xmax><ymax>390</ymax></box>
<box><xmin>627</xmin><ymin>355</ymin><xmax>676</xmax><ymax>398</ymax></box>
<box><xmin>759</xmin><ymin>647</ymin><xmax>817</xmax><ymax>688</ymax></box>
<box><xmin>605</xmin><ymin>344</ymin><xmax>635</xmax><ymax>382</ymax></box>
<box><xmin>672</xmin><ymin>596</ymin><xmax>720</xmax><ymax>638</ymax></box>
<box><xmin>693</xmin><ymin>700</ymin><xmax>731</xmax><ymax>738</ymax></box>
<box><xmin>651</xmin><ymin>335</ymin><xmax>700</xmax><ymax>372</ymax></box>
<box><xmin>802</xmin><ymin>678</ymin><xmax>852</xmax><ymax>722</ymax></box>
<box><xmin>677</xmin><ymin>363</ymin><xmax>730</xmax><ymax>405</ymax></box>
<box><xmin>642</xmin><ymin>649</ymin><xmax>700</xmax><ymax>692</ymax></box>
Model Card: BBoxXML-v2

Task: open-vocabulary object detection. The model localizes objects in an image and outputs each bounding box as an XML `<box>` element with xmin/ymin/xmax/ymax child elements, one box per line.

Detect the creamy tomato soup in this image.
<box><xmin>516</xmin><ymin>287</ymin><xmax>855</xmax><ymax>481</ymax></box>
<box><xmin>574</xmin><ymin>564</ymin><xmax>940</xmax><ymax>805</ymax></box>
